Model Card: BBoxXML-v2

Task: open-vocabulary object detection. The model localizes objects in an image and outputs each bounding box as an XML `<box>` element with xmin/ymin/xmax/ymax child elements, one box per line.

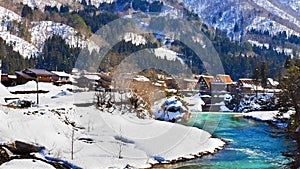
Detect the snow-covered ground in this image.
<box><xmin>243</xmin><ymin>110</ymin><xmax>293</xmax><ymax>122</ymax></box>
<box><xmin>0</xmin><ymin>83</ymin><xmax>225</xmax><ymax>168</ymax></box>
<box><xmin>0</xmin><ymin>159</ymin><xmax>55</xmax><ymax>169</ymax></box>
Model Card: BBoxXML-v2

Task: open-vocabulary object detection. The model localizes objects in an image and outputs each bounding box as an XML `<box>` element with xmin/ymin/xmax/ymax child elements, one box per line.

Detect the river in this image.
<box><xmin>174</xmin><ymin>113</ymin><xmax>296</xmax><ymax>168</ymax></box>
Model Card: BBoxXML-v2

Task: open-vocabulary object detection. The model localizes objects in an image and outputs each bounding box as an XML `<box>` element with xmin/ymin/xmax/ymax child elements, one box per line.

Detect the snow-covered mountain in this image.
<box><xmin>182</xmin><ymin>0</ymin><xmax>300</xmax><ymax>40</ymax></box>
<box><xmin>22</xmin><ymin>0</ymin><xmax>114</xmax><ymax>9</ymax></box>
<box><xmin>30</xmin><ymin>21</ymin><xmax>85</xmax><ymax>50</ymax></box>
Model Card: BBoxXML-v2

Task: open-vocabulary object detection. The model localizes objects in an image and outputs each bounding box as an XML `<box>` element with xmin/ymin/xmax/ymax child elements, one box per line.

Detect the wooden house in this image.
<box><xmin>214</xmin><ymin>74</ymin><xmax>234</xmax><ymax>92</ymax></box>
<box><xmin>237</xmin><ymin>78</ymin><xmax>254</xmax><ymax>94</ymax></box>
<box><xmin>237</xmin><ymin>78</ymin><xmax>264</xmax><ymax>94</ymax></box>
<box><xmin>15</xmin><ymin>68</ymin><xmax>54</xmax><ymax>85</ymax></box>
<box><xmin>196</xmin><ymin>75</ymin><xmax>215</xmax><ymax>93</ymax></box>
<box><xmin>51</xmin><ymin>71</ymin><xmax>72</xmax><ymax>85</ymax></box>
<box><xmin>1</xmin><ymin>74</ymin><xmax>17</xmax><ymax>87</ymax></box>
<box><xmin>215</xmin><ymin>74</ymin><xmax>233</xmax><ymax>84</ymax></box>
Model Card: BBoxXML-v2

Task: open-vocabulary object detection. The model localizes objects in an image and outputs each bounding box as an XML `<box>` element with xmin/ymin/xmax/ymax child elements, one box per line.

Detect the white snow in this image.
<box><xmin>243</xmin><ymin>110</ymin><xmax>292</xmax><ymax>121</ymax></box>
<box><xmin>0</xmin><ymin>83</ymin><xmax>225</xmax><ymax>168</ymax></box>
<box><xmin>51</xmin><ymin>71</ymin><xmax>71</xmax><ymax>78</ymax></box>
<box><xmin>83</xmin><ymin>74</ymin><xmax>100</xmax><ymax>81</ymax></box>
<box><xmin>153</xmin><ymin>96</ymin><xmax>188</xmax><ymax>122</ymax></box>
<box><xmin>0</xmin><ymin>84</ymin><xmax>12</xmax><ymax>105</ymax></box>
<box><xmin>247</xmin><ymin>16</ymin><xmax>300</xmax><ymax>37</ymax></box>
<box><xmin>30</xmin><ymin>21</ymin><xmax>84</xmax><ymax>51</ymax></box>
<box><xmin>153</xmin><ymin>47</ymin><xmax>184</xmax><ymax>64</ymax></box>
<box><xmin>0</xmin><ymin>32</ymin><xmax>40</xmax><ymax>58</ymax></box>
<box><xmin>0</xmin><ymin>6</ymin><xmax>21</xmax><ymax>32</ymax></box>
<box><xmin>0</xmin><ymin>159</ymin><xmax>55</xmax><ymax>169</ymax></box>
<box><xmin>183</xmin><ymin>94</ymin><xmax>205</xmax><ymax>112</ymax></box>
<box><xmin>23</xmin><ymin>0</ymin><xmax>114</xmax><ymax>9</ymax></box>
<box><xmin>133</xmin><ymin>75</ymin><xmax>150</xmax><ymax>82</ymax></box>
<box><xmin>251</xmin><ymin>0</ymin><xmax>300</xmax><ymax>30</ymax></box>
<box><xmin>124</xmin><ymin>33</ymin><xmax>146</xmax><ymax>46</ymax></box>
<box><xmin>247</xmin><ymin>40</ymin><xmax>270</xmax><ymax>49</ymax></box>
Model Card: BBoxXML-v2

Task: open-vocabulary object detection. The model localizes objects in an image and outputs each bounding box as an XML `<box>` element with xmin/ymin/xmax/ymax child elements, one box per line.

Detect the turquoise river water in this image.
<box><xmin>176</xmin><ymin>113</ymin><xmax>297</xmax><ymax>169</ymax></box>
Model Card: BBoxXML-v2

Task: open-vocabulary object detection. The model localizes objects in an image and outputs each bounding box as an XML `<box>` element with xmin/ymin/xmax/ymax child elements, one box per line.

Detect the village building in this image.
<box><xmin>196</xmin><ymin>75</ymin><xmax>215</xmax><ymax>94</ymax></box>
<box><xmin>181</xmin><ymin>78</ymin><xmax>198</xmax><ymax>90</ymax></box>
<box><xmin>1</xmin><ymin>74</ymin><xmax>17</xmax><ymax>87</ymax></box>
<box><xmin>51</xmin><ymin>71</ymin><xmax>72</xmax><ymax>86</ymax></box>
<box><xmin>15</xmin><ymin>68</ymin><xmax>54</xmax><ymax>85</ymax></box>
<box><xmin>237</xmin><ymin>78</ymin><xmax>264</xmax><ymax>94</ymax></box>
<box><xmin>213</xmin><ymin>74</ymin><xmax>234</xmax><ymax>92</ymax></box>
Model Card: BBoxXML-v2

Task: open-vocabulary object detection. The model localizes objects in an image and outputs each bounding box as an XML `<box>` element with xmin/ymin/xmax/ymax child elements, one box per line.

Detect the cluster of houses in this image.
<box><xmin>0</xmin><ymin>68</ymin><xmax>280</xmax><ymax>96</ymax></box>
<box><xmin>195</xmin><ymin>74</ymin><xmax>280</xmax><ymax>95</ymax></box>
<box><xmin>1</xmin><ymin>68</ymin><xmax>72</xmax><ymax>87</ymax></box>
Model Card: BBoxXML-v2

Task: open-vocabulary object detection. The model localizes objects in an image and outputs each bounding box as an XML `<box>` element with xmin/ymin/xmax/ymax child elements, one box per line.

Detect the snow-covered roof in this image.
<box><xmin>51</xmin><ymin>71</ymin><xmax>71</xmax><ymax>77</ymax></box>
<box><xmin>184</xmin><ymin>79</ymin><xmax>198</xmax><ymax>83</ymax></box>
<box><xmin>83</xmin><ymin>74</ymin><xmax>100</xmax><ymax>81</ymax></box>
<box><xmin>133</xmin><ymin>75</ymin><xmax>150</xmax><ymax>82</ymax></box>
<box><xmin>26</xmin><ymin>68</ymin><xmax>53</xmax><ymax>76</ymax></box>
<box><xmin>267</xmin><ymin>78</ymin><xmax>279</xmax><ymax>86</ymax></box>
<box><xmin>216</xmin><ymin>74</ymin><xmax>233</xmax><ymax>84</ymax></box>
<box><xmin>8</xmin><ymin>75</ymin><xmax>17</xmax><ymax>79</ymax></box>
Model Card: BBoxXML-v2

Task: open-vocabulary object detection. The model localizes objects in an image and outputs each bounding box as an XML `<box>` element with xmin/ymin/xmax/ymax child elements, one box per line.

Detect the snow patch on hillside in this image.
<box><xmin>0</xmin><ymin>6</ymin><xmax>21</xmax><ymax>22</ymax></box>
<box><xmin>30</xmin><ymin>21</ymin><xmax>84</xmax><ymax>51</ymax></box>
<box><xmin>0</xmin><ymin>32</ymin><xmax>39</xmax><ymax>58</ymax></box>
<box><xmin>247</xmin><ymin>16</ymin><xmax>300</xmax><ymax>37</ymax></box>
<box><xmin>154</xmin><ymin>47</ymin><xmax>184</xmax><ymax>64</ymax></box>
<box><xmin>248</xmin><ymin>40</ymin><xmax>270</xmax><ymax>49</ymax></box>
<box><xmin>124</xmin><ymin>33</ymin><xmax>146</xmax><ymax>46</ymax></box>
<box><xmin>23</xmin><ymin>0</ymin><xmax>114</xmax><ymax>9</ymax></box>
<box><xmin>0</xmin><ymin>6</ymin><xmax>22</xmax><ymax>34</ymax></box>
<box><xmin>251</xmin><ymin>0</ymin><xmax>300</xmax><ymax>29</ymax></box>
<box><xmin>0</xmin><ymin>159</ymin><xmax>55</xmax><ymax>169</ymax></box>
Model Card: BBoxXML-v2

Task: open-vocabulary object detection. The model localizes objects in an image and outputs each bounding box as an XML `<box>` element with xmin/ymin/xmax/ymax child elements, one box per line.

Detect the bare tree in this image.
<box><xmin>95</xmin><ymin>89</ymin><xmax>115</xmax><ymax>113</ymax></box>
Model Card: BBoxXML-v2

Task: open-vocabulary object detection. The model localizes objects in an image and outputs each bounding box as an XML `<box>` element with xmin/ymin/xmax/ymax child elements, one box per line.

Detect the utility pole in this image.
<box><xmin>36</xmin><ymin>79</ymin><xmax>39</xmax><ymax>105</ymax></box>
<box><xmin>71</xmin><ymin>128</ymin><xmax>74</xmax><ymax>160</ymax></box>
<box><xmin>0</xmin><ymin>59</ymin><xmax>2</xmax><ymax>83</ymax></box>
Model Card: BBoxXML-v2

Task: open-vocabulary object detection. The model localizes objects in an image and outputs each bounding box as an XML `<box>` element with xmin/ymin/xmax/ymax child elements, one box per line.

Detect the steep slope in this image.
<box><xmin>182</xmin><ymin>0</ymin><xmax>300</xmax><ymax>40</ymax></box>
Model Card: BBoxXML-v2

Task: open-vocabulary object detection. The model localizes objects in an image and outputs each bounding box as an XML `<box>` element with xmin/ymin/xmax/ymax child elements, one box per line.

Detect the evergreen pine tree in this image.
<box><xmin>252</xmin><ymin>61</ymin><xmax>261</xmax><ymax>84</ymax></box>
<box><xmin>261</xmin><ymin>61</ymin><xmax>268</xmax><ymax>87</ymax></box>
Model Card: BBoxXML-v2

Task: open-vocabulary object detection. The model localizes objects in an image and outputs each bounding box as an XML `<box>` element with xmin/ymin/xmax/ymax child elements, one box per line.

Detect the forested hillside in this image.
<box><xmin>0</xmin><ymin>0</ymin><xmax>297</xmax><ymax>81</ymax></box>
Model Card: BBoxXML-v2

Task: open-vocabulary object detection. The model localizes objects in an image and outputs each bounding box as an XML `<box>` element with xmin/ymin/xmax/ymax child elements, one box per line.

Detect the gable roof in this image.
<box><xmin>216</xmin><ymin>74</ymin><xmax>233</xmax><ymax>84</ymax></box>
<box><xmin>15</xmin><ymin>71</ymin><xmax>36</xmax><ymax>80</ymax></box>
<box><xmin>25</xmin><ymin>69</ymin><xmax>53</xmax><ymax>76</ymax></box>
<box><xmin>199</xmin><ymin>75</ymin><xmax>215</xmax><ymax>88</ymax></box>
<box><xmin>238</xmin><ymin>78</ymin><xmax>254</xmax><ymax>86</ymax></box>
<box><xmin>51</xmin><ymin>71</ymin><xmax>70</xmax><ymax>77</ymax></box>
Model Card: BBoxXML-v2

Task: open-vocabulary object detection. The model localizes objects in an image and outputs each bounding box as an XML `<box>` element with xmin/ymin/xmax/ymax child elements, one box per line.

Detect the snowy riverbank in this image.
<box><xmin>0</xmin><ymin>83</ymin><xmax>225</xmax><ymax>168</ymax></box>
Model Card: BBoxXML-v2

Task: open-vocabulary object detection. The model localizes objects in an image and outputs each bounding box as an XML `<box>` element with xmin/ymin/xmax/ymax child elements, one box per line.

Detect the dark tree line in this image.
<box><xmin>0</xmin><ymin>38</ymin><xmax>35</xmax><ymax>74</ymax></box>
<box><xmin>35</xmin><ymin>35</ymin><xmax>80</xmax><ymax>73</ymax></box>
